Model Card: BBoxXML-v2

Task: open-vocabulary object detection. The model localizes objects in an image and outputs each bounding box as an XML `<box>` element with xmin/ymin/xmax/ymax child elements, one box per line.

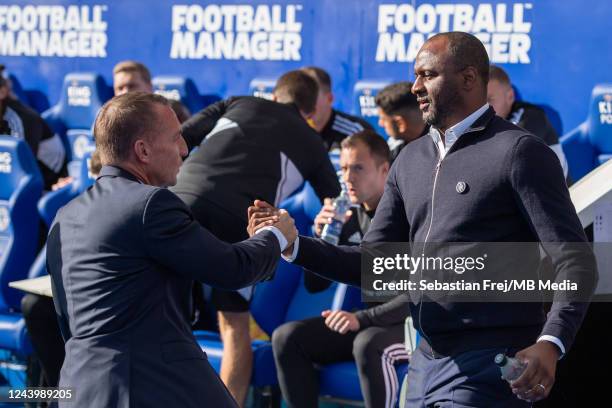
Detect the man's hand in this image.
<box><xmin>52</xmin><ymin>176</ymin><xmax>74</xmax><ymax>191</ymax></box>
<box><xmin>247</xmin><ymin>200</ymin><xmax>280</xmax><ymax>237</ymax></box>
<box><xmin>321</xmin><ymin>310</ymin><xmax>360</xmax><ymax>334</ymax></box>
<box><xmin>510</xmin><ymin>341</ymin><xmax>559</xmax><ymax>402</ymax></box>
<box><xmin>247</xmin><ymin>200</ymin><xmax>297</xmax><ymax>248</ymax></box>
<box><xmin>313</xmin><ymin>198</ymin><xmax>352</xmax><ymax>237</ymax></box>
<box><xmin>274</xmin><ymin>209</ymin><xmax>298</xmax><ymax>247</ymax></box>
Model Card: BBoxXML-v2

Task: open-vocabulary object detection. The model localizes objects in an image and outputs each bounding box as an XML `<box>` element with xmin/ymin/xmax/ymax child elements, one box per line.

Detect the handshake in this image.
<box><xmin>247</xmin><ymin>200</ymin><xmax>298</xmax><ymax>254</ymax></box>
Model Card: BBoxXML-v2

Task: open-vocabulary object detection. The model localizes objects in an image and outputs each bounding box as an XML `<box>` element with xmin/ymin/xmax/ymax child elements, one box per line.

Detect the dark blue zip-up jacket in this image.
<box><xmin>292</xmin><ymin>107</ymin><xmax>597</xmax><ymax>356</ymax></box>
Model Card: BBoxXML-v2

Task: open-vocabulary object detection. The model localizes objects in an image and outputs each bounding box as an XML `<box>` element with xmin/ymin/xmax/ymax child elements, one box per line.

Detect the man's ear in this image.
<box><xmin>394</xmin><ymin>115</ymin><xmax>408</xmax><ymax>134</ymax></box>
<box><xmin>326</xmin><ymin>91</ymin><xmax>334</xmax><ymax>105</ymax></box>
<box><xmin>133</xmin><ymin>139</ymin><xmax>150</xmax><ymax>163</ymax></box>
<box><xmin>461</xmin><ymin>66</ymin><xmax>478</xmax><ymax>90</ymax></box>
<box><xmin>271</xmin><ymin>94</ymin><xmax>278</xmax><ymax>102</ymax></box>
<box><xmin>380</xmin><ymin>160</ymin><xmax>390</xmax><ymax>177</ymax></box>
<box><xmin>507</xmin><ymin>86</ymin><xmax>516</xmax><ymax>106</ymax></box>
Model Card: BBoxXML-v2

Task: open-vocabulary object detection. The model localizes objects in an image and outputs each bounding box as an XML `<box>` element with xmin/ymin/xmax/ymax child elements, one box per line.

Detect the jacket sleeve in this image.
<box><xmin>293</xmin><ymin>236</ymin><xmax>362</xmax><ymax>286</ymax></box>
<box><xmin>355</xmin><ymin>293</ymin><xmax>411</xmax><ymax>329</ymax></box>
<box><xmin>294</xmin><ymin>160</ymin><xmax>411</xmax><ymax>287</ymax></box>
<box><xmin>510</xmin><ymin>135</ymin><xmax>598</xmax><ymax>353</ymax></box>
<box><xmin>143</xmin><ymin>188</ymin><xmax>281</xmax><ymax>289</ymax></box>
<box><xmin>362</xmin><ymin>157</ymin><xmax>411</xmax><ymax>243</ymax></box>
<box><xmin>181</xmin><ymin>98</ymin><xmax>233</xmax><ymax>150</ymax></box>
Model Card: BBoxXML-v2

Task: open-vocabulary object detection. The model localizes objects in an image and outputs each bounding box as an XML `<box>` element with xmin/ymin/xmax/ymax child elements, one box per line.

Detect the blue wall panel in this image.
<box><xmin>0</xmin><ymin>0</ymin><xmax>609</xmax><ymax>132</ymax></box>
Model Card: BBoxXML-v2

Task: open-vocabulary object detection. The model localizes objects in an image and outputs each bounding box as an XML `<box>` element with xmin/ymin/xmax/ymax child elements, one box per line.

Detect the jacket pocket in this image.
<box><xmin>161</xmin><ymin>341</ymin><xmax>205</xmax><ymax>363</ymax></box>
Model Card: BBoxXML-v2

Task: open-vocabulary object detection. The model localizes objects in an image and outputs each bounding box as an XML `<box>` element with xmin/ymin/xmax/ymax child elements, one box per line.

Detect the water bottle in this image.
<box><xmin>494</xmin><ymin>353</ymin><xmax>526</xmax><ymax>382</ymax></box>
<box><xmin>321</xmin><ymin>183</ymin><xmax>351</xmax><ymax>245</ymax></box>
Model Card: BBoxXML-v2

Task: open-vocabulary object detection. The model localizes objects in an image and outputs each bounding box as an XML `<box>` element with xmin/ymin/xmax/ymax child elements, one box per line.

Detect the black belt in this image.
<box><xmin>417</xmin><ymin>336</ymin><xmax>518</xmax><ymax>360</ymax></box>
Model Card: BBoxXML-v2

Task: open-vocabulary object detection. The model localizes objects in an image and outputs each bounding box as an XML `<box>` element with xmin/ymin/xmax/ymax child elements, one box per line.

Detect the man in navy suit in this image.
<box><xmin>46</xmin><ymin>92</ymin><xmax>297</xmax><ymax>408</ymax></box>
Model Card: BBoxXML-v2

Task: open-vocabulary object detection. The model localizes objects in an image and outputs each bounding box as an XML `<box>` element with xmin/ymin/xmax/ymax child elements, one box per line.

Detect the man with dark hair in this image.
<box><xmin>171</xmin><ymin>69</ymin><xmax>340</xmax><ymax>406</ymax></box>
<box><xmin>375</xmin><ymin>81</ymin><xmax>427</xmax><ymax>161</ymax></box>
<box><xmin>301</xmin><ymin>66</ymin><xmax>372</xmax><ymax>151</ymax></box>
<box><xmin>488</xmin><ymin>64</ymin><xmax>568</xmax><ymax>178</ymax></box>
<box><xmin>273</xmin><ymin>70</ymin><xmax>319</xmax><ymax>114</ymax></box>
<box><xmin>112</xmin><ymin>60</ymin><xmax>153</xmax><ymax>95</ymax></box>
<box><xmin>252</xmin><ymin>31</ymin><xmax>596</xmax><ymax>407</ymax></box>
<box><xmin>47</xmin><ymin>92</ymin><xmax>297</xmax><ymax>407</ymax></box>
<box><xmin>273</xmin><ymin>130</ymin><xmax>413</xmax><ymax>408</ymax></box>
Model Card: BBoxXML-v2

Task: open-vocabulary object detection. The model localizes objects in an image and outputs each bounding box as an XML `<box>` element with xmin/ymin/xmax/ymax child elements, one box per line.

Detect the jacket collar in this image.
<box><xmin>97</xmin><ymin>165</ymin><xmax>143</xmax><ymax>184</ymax></box>
<box><xmin>462</xmin><ymin>106</ymin><xmax>496</xmax><ymax>135</ymax></box>
<box><xmin>321</xmin><ymin>109</ymin><xmax>337</xmax><ymax>135</ymax></box>
<box><xmin>428</xmin><ymin>106</ymin><xmax>497</xmax><ymax>159</ymax></box>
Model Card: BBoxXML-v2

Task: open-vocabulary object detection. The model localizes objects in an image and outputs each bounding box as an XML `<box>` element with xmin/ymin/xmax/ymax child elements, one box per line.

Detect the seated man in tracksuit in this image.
<box><xmin>272</xmin><ymin>130</ymin><xmax>410</xmax><ymax>408</ymax></box>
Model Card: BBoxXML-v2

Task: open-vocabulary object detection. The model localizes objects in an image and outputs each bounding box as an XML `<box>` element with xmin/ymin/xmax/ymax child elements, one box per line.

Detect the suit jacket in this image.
<box><xmin>46</xmin><ymin>165</ymin><xmax>281</xmax><ymax>408</ymax></box>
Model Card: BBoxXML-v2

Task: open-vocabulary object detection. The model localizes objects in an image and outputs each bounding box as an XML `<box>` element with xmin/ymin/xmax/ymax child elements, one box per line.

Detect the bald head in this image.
<box><xmin>412</xmin><ymin>32</ymin><xmax>490</xmax><ymax>132</ymax></box>
<box><xmin>425</xmin><ymin>32</ymin><xmax>490</xmax><ymax>87</ymax></box>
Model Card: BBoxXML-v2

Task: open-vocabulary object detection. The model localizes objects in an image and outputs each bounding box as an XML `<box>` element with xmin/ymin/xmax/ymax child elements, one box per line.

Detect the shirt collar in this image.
<box><xmin>429</xmin><ymin>103</ymin><xmax>490</xmax><ymax>159</ymax></box>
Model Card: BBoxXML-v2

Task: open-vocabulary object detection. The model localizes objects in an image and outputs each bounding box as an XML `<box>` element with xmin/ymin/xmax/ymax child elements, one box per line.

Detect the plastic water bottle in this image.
<box><xmin>321</xmin><ymin>183</ymin><xmax>351</xmax><ymax>245</ymax></box>
<box><xmin>494</xmin><ymin>353</ymin><xmax>527</xmax><ymax>382</ymax></box>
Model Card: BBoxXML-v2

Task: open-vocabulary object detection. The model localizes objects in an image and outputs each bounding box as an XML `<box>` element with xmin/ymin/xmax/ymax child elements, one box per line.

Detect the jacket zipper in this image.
<box><xmin>416</xmin><ymin>125</ymin><xmax>485</xmax><ymax>358</ymax></box>
<box><xmin>418</xmin><ymin>156</ymin><xmax>442</xmax><ymax>358</ymax></box>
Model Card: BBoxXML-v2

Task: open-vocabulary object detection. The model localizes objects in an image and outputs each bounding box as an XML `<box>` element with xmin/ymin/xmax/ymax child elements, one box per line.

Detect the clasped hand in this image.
<box><xmin>247</xmin><ymin>200</ymin><xmax>298</xmax><ymax>251</ymax></box>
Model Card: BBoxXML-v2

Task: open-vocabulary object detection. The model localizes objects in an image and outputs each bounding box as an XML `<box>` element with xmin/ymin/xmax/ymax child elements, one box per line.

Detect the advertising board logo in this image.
<box><xmin>253</xmin><ymin>84</ymin><xmax>273</xmax><ymax>100</ymax></box>
<box><xmin>599</xmin><ymin>94</ymin><xmax>612</xmax><ymax>125</ymax></box>
<box><xmin>155</xmin><ymin>88</ymin><xmax>182</xmax><ymax>101</ymax></box>
<box><xmin>358</xmin><ymin>90</ymin><xmax>378</xmax><ymax>117</ymax></box>
<box><xmin>0</xmin><ymin>5</ymin><xmax>108</xmax><ymax>57</ymax></box>
<box><xmin>0</xmin><ymin>151</ymin><xmax>11</xmax><ymax>173</ymax></box>
<box><xmin>67</xmin><ymin>83</ymin><xmax>91</xmax><ymax>107</ymax></box>
<box><xmin>376</xmin><ymin>3</ymin><xmax>533</xmax><ymax>64</ymax></box>
<box><xmin>72</xmin><ymin>134</ymin><xmax>94</xmax><ymax>159</ymax></box>
<box><xmin>170</xmin><ymin>4</ymin><xmax>303</xmax><ymax>61</ymax></box>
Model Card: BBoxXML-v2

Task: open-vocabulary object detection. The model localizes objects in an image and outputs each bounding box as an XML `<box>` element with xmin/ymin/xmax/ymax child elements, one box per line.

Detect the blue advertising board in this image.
<box><xmin>0</xmin><ymin>0</ymin><xmax>609</xmax><ymax>136</ymax></box>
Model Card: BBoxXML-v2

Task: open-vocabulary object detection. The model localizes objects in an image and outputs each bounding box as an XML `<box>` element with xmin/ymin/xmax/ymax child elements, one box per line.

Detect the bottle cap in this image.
<box><xmin>494</xmin><ymin>353</ymin><xmax>507</xmax><ymax>366</ymax></box>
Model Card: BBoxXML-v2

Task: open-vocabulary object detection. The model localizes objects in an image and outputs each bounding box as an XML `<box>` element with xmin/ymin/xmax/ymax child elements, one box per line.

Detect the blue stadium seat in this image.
<box><xmin>42</xmin><ymin>72</ymin><xmax>112</xmax><ymax>175</ymax></box>
<box><xmin>249</xmin><ymin>78</ymin><xmax>277</xmax><ymax>100</ymax></box>
<box><xmin>65</xmin><ymin>129</ymin><xmax>95</xmax><ymax>177</ymax></box>
<box><xmin>152</xmin><ymin>76</ymin><xmax>221</xmax><ymax>114</ymax></box>
<box><xmin>38</xmin><ymin>152</ymin><xmax>96</xmax><ymax>228</ymax></box>
<box><xmin>0</xmin><ymin>136</ymin><xmax>43</xmax><ymax>359</ymax></box>
<box><xmin>561</xmin><ymin>83</ymin><xmax>612</xmax><ymax>180</ymax></box>
<box><xmin>0</xmin><ymin>136</ymin><xmax>43</xmax><ymax>310</ymax></box>
<box><xmin>3</xmin><ymin>154</ymin><xmax>99</xmax><ymax>386</ymax></box>
<box><xmin>352</xmin><ymin>80</ymin><xmax>392</xmax><ymax>138</ymax></box>
<box><xmin>318</xmin><ymin>355</ymin><xmax>408</xmax><ymax>405</ymax></box>
<box><xmin>6</xmin><ymin>73</ymin><xmax>50</xmax><ymax>114</ymax></box>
